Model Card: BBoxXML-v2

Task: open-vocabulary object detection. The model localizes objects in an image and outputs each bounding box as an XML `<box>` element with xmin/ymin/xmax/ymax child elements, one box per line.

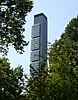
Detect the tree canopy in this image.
<box><xmin>0</xmin><ymin>0</ymin><xmax>33</xmax><ymax>99</ymax></box>
<box><xmin>49</xmin><ymin>15</ymin><xmax>78</xmax><ymax>99</ymax></box>
<box><xmin>0</xmin><ymin>57</ymin><xmax>27</xmax><ymax>100</ymax></box>
<box><xmin>0</xmin><ymin>0</ymin><xmax>33</xmax><ymax>54</ymax></box>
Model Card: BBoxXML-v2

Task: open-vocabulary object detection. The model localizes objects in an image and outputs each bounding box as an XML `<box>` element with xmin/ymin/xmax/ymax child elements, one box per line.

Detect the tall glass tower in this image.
<box><xmin>30</xmin><ymin>13</ymin><xmax>47</xmax><ymax>71</ymax></box>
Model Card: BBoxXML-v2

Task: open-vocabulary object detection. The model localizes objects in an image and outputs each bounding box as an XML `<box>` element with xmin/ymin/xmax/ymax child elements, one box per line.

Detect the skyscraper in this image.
<box><xmin>30</xmin><ymin>13</ymin><xmax>47</xmax><ymax>72</ymax></box>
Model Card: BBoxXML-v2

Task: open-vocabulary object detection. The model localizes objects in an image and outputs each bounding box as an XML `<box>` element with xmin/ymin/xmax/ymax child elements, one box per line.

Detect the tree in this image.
<box><xmin>0</xmin><ymin>57</ymin><xmax>27</xmax><ymax>100</ymax></box>
<box><xmin>0</xmin><ymin>0</ymin><xmax>33</xmax><ymax>99</ymax></box>
<box><xmin>26</xmin><ymin>63</ymin><xmax>51</xmax><ymax>100</ymax></box>
<box><xmin>0</xmin><ymin>0</ymin><xmax>33</xmax><ymax>54</ymax></box>
<box><xmin>49</xmin><ymin>16</ymin><xmax>78</xmax><ymax>99</ymax></box>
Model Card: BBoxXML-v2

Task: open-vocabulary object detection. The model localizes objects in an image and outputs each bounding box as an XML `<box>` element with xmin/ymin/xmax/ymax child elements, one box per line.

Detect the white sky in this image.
<box><xmin>7</xmin><ymin>0</ymin><xmax>78</xmax><ymax>74</ymax></box>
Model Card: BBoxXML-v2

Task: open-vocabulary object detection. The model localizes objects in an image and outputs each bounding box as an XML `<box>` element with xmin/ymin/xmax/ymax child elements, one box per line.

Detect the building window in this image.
<box><xmin>31</xmin><ymin>23</ymin><xmax>40</xmax><ymax>38</ymax></box>
<box><xmin>31</xmin><ymin>61</ymin><xmax>39</xmax><ymax>68</ymax></box>
<box><xmin>30</xmin><ymin>50</ymin><xmax>39</xmax><ymax>62</ymax></box>
<box><xmin>31</xmin><ymin>37</ymin><xmax>40</xmax><ymax>51</ymax></box>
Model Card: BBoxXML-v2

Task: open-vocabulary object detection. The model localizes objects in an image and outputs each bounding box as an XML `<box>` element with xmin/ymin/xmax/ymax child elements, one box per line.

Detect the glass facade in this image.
<box><xmin>31</xmin><ymin>61</ymin><xmax>39</xmax><ymax>69</ymax></box>
<box><xmin>30</xmin><ymin>50</ymin><xmax>39</xmax><ymax>62</ymax></box>
<box><xmin>31</xmin><ymin>37</ymin><xmax>40</xmax><ymax>51</ymax></box>
<box><xmin>31</xmin><ymin>23</ymin><xmax>40</xmax><ymax>63</ymax></box>
<box><xmin>31</xmin><ymin>23</ymin><xmax>40</xmax><ymax>38</ymax></box>
<box><xmin>30</xmin><ymin>13</ymin><xmax>47</xmax><ymax>75</ymax></box>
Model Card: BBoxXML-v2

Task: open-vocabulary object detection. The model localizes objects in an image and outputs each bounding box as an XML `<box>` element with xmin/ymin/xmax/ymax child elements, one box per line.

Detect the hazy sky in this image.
<box><xmin>7</xmin><ymin>0</ymin><xmax>78</xmax><ymax>74</ymax></box>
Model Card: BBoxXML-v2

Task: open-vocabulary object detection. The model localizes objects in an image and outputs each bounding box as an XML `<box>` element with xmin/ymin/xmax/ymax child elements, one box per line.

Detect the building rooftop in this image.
<box><xmin>34</xmin><ymin>13</ymin><xmax>47</xmax><ymax>19</ymax></box>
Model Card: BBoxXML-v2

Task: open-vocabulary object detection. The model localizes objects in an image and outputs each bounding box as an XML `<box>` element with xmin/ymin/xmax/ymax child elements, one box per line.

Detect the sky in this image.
<box><xmin>7</xmin><ymin>0</ymin><xmax>78</xmax><ymax>75</ymax></box>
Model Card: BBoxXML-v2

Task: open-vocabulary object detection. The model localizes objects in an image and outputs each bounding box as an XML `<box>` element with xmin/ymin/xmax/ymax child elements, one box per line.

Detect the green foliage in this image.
<box><xmin>26</xmin><ymin>64</ymin><xmax>51</xmax><ymax>100</ymax></box>
<box><xmin>49</xmin><ymin>16</ymin><xmax>78</xmax><ymax>99</ymax></box>
<box><xmin>0</xmin><ymin>57</ymin><xmax>27</xmax><ymax>100</ymax></box>
<box><xmin>0</xmin><ymin>0</ymin><xmax>33</xmax><ymax>99</ymax></box>
<box><xmin>0</xmin><ymin>0</ymin><xmax>33</xmax><ymax>54</ymax></box>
